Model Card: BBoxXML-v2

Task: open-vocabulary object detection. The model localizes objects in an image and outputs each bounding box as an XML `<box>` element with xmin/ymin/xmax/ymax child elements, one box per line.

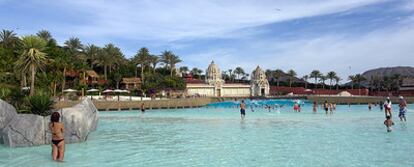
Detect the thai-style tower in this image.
<box><xmin>250</xmin><ymin>66</ymin><xmax>270</xmax><ymax>96</ymax></box>
<box><xmin>205</xmin><ymin>61</ymin><xmax>224</xmax><ymax>96</ymax></box>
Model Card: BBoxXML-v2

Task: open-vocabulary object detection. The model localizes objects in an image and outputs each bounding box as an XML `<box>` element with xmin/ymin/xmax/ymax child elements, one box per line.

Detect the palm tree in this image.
<box><xmin>54</xmin><ymin>54</ymin><xmax>72</xmax><ymax>94</ymax></box>
<box><xmin>191</xmin><ymin>68</ymin><xmax>203</xmax><ymax>79</ymax></box>
<box><xmin>0</xmin><ymin>29</ymin><xmax>19</xmax><ymax>48</ymax></box>
<box><xmin>36</xmin><ymin>30</ymin><xmax>53</xmax><ymax>42</ymax></box>
<box><xmin>354</xmin><ymin>74</ymin><xmax>366</xmax><ymax>95</ymax></box>
<box><xmin>302</xmin><ymin>75</ymin><xmax>309</xmax><ymax>89</ymax></box>
<box><xmin>348</xmin><ymin>75</ymin><xmax>356</xmax><ymax>89</ymax></box>
<box><xmin>287</xmin><ymin>69</ymin><xmax>297</xmax><ymax>87</ymax></box>
<box><xmin>327</xmin><ymin>71</ymin><xmax>337</xmax><ymax>90</ymax></box>
<box><xmin>84</xmin><ymin>44</ymin><xmax>100</xmax><ymax>69</ymax></box>
<box><xmin>64</xmin><ymin>37</ymin><xmax>83</xmax><ymax>54</ymax></box>
<box><xmin>179</xmin><ymin>66</ymin><xmax>189</xmax><ymax>74</ymax></box>
<box><xmin>319</xmin><ymin>75</ymin><xmax>327</xmax><ymax>89</ymax></box>
<box><xmin>234</xmin><ymin>67</ymin><xmax>245</xmax><ymax>81</ymax></box>
<box><xmin>132</xmin><ymin>47</ymin><xmax>150</xmax><ymax>83</ymax></box>
<box><xmin>15</xmin><ymin>35</ymin><xmax>48</xmax><ymax>96</ymax></box>
<box><xmin>227</xmin><ymin>69</ymin><xmax>234</xmax><ymax>82</ymax></box>
<box><xmin>310</xmin><ymin>70</ymin><xmax>321</xmax><ymax>89</ymax></box>
<box><xmin>148</xmin><ymin>55</ymin><xmax>160</xmax><ymax>73</ymax></box>
<box><xmin>273</xmin><ymin>69</ymin><xmax>284</xmax><ymax>87</ymax></box>
<box><xmin>161</xmin><ymin>50</ymin><xmax>182</xmax><ymax>77</ymax></box>
<box><xmin>334</xmin><ymin>76</ymin><xmax>341</xmax><ymax>90</ymax></box>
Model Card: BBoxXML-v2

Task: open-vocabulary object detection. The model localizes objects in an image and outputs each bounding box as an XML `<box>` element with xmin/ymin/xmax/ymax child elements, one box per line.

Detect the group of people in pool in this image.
<box><xmin>383</xmin><ymin>96</ymin><xmax>408</xmax><ymax>132</ymax></box>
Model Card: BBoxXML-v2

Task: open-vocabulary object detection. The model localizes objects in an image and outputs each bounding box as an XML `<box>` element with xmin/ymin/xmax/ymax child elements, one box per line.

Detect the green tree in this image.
<box><xmin>84</xmin><ymin>44</ymin><xmax>100</xmax><ymax>69</ymax></box>
<box><xmin>234</xmin><ymin>67</ymin><xmax>245</xmax><ymax>81</ymax></box>
<box><xmin>16</xmin><ymin>35</ymin><xmax>48</xmax><ymax>96</ymax></box>
<box><xmin>302</xmin><ymin>75</ymin><xmax>309</xmax><ymax>89</ymax></box>
<box><xmin>273</xmin><ymin>69</ymin><xmax>284</xmax><ymax>87</ymax></box>
<box><xmin>334</xmin><ymin>76</ymin><xmax>341</xmax><ymax>90</ymax></box>
<box><xmin>133</xmin><ymin>47</ymin><xmax>150</xmax><ymax>83</ymax></box>
<box><xmin>179</xmin><ymin>66</ymin><xmax>189</xmax><ymax>74</ymax></box>
<box><xmin>354</xmin><ymin>74</ymin><xmax>366</xmax><ymax>95</ymax></box>
<box><xmin>348</xmin><ymin>75</ymin><xmax>356</xmax><ymax>89</ymax></box>
<box><xmin>161</xmin><ymin>50</ymin><xmax>182</xmax><ymax>77</ymax></box>
<box><xmin>327</xmin><ymin>71</ymin><xmax>337</xmax><ymax>90</ymax></box>
<box><xmin>191</xmin><ymin>68</ymin><xmax>203</xmax><ymax>79</ymax></box>
<box><xmin>287</xmin><ymin>69</ymin><xmax>297</xmax><ymax>87</ymax></box>
<box><xmin>148</xmin><ymin>54</ymin><xmax>160</xmax><ymax>73</ymax></box>
<box><xmin>310</xmin><ymin>70</ymin><xmax>321</xmax><ymax>89</ymax></box>
<box><xmin>0</xmin><ymin>29</ymin><xmax>20</xmax><ymax>49</ymax></box>
<box><xmin>319</xmin><ymin>75</ymin><xmax>327</xmax><ymax>89</ymax></box>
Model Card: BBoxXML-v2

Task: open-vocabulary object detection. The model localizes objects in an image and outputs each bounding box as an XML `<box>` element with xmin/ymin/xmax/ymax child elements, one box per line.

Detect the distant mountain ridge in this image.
<box><xmin>362</xmin><ymin>66</ymin><xmax>414</xmax><ymax>79</ymax></box>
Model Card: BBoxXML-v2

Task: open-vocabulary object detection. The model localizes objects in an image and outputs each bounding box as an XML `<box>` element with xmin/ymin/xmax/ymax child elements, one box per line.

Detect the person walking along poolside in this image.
<box><xmin>240</xmin><ymin>100</ymin><xmax>246</xmax><ymax>119</ymax></box>
<box><xmin>49</xmin><ymin>112</ymin><xmax>65</xmax><ymax>161</ymax></box>
<box><xmin>399</xmin><ymin>96</ymin><xmax>407</xmax><ymax>122</ymax></box>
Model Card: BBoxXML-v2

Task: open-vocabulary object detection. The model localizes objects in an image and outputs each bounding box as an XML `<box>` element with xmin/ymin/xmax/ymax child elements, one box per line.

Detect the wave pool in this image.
<box><xmin>1</xmin><ymin>101</ymin><xmax>413</xmax><ymax>167</ymax></box>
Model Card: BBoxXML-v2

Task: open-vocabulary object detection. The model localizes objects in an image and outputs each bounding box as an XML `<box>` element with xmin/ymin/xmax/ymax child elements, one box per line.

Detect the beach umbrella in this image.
<box><xmin>87</xmin><ymin>89</ymin><xmax>99</xmax><ymax>92</ymax></box>
<box><xmin>102</xmin><ymin>89</ymin><xmax>113</xmax><ymax>93</ymax></box>
<box><xmin>113</xmin><ymin>89</ymin><xmax>124</xmax><ymax>101</ymax></box>
<box><xmin>63</xmin><ymin>89</ymin><xmax>77</xmax><ymax>92</ymax></box>
<box><xmin>87</xmin><ymin>89</ymin><xmax>100</xmax><ymax>100</ymax></box>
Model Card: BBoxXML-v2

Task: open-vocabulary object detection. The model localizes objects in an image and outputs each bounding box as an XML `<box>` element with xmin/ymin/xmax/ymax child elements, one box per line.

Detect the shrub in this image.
<box><xmin>29</xmin><ymin>92</ymin><xmax>54</xmax><ymax>116</ymax></box>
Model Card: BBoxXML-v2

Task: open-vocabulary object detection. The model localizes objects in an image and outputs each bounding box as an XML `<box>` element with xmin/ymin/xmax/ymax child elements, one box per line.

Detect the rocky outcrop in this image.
<box><xmin>0</xmin><ymin>99</ymin><xmax>99</xmax><ymax>147</ymax></box>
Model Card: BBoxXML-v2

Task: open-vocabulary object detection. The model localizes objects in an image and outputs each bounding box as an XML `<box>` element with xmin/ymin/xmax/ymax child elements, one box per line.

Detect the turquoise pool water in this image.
<box><xmin>1</xmin><ymin>101</ymin><xmax>413</xmax><ymax>167</ymax></box>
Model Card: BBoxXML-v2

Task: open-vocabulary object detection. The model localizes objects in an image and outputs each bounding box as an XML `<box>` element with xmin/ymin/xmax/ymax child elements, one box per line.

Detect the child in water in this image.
<box><xmin>384</xmin><ymin>116</ymin><xmax>394</xmax><ymax>132</ymax></box>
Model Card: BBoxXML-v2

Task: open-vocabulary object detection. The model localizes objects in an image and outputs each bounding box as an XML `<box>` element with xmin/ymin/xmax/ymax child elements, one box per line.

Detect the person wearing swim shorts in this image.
<box><xmin>399</xmin><ymin>96</ymin><xmax>407</xmax><ymax>122</ymax></box>
<box><xmin>240</xmin><ymin>100</ymin><xmax>246</xmax><ymax>119</ymax></box>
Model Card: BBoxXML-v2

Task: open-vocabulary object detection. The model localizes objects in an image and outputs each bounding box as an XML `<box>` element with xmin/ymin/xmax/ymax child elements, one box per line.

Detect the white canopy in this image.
<box><xmin>63</xmin><ymin>89</ymin><xmax>77</xmax><ymax>92</ymax></box>
<box><xmin>21</xmin><ymin>87</ymin><xmax>30</xmax><ymax>90</ymax></box>
<box><xmin>87</xmin><ymin>89</ymin><xmax>99</xmax><ymax>92</ymax></box>
<box><xmin>102</xmin><ymin>89</ymin><xmax>113</xmax><ymax>93</ymax></box>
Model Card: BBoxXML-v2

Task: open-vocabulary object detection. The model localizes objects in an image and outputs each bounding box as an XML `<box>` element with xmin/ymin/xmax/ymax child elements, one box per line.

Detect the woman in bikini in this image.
<box><xmin>49</xmin><ymin>112</ymin><xmax>65</xmax><ymax>161</ymax></box>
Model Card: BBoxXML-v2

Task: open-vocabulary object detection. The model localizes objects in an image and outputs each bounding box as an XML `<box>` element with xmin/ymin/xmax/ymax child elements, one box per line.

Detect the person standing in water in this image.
<box><xmin>379</xmin><ymin>101</ymin><xmax>384</xmax><ymax>111</ymax></box>
<box><xmin>324</xmin><ymin>101</ymin><xmax>329</xmax><ymax>115</ymax></box>
<box><xmin>313</xmin><ymin>101</ymin><xmax>317</xmax><ymax>113</ymax></box>
<box><xmin>49</xmin><ymin>112</ymin><xmax>65</xmax><ymax>161</ymax></box>
<box><xmin>141</xmin><ymin>103</ymin><xmax>145</xmax><ymax>113</ymax></box>
<box><xmin>398</xmin><ymin>96</ymin><xmax>407</xmax><ymax>122</ymax></box>
<box><xmin>329</xmin><ymin>103</ymin><xmax>333</xmax><ymax>114</ymax></box>
<box><xmin>384</xmin><ymin>116</ymin><xmax>394</xmax><ymax>132</ymax></box>
<box><xmin>384</xmin><ymin>97</ymin><xmax>392</xmax><ymax>118</ymax></box>
<box><xmin>368</xmin><ymin>103</ymin><xmax>372</xmax><ymax>111</ymax></box>
<box><xmin>240</xmin><ymin>100</ymin><xmax>246</xmax><ymax>119</ymax></box>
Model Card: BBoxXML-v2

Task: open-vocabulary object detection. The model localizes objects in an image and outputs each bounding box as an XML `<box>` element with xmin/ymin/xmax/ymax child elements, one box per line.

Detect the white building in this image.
<box><xmin>186</xmin><ymin>61</ymin><xmax>269</xmax><ymax>97</ymax></box>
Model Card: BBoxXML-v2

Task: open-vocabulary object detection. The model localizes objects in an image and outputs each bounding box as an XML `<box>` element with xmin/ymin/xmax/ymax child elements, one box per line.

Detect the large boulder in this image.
<box><xmin>0</xmin><ymin>99</ymin><xmax>99</xmax><ymax>147</ymax></box>
<box><xmin>0</xmin><ymin>99</ymin><xmax>18</xmax><ymax>130</ymax></box>
<box><xmin>59</xmin><ymin>99</ymin><xmax>99</xmax><ymax>143</ymax></box>
<box><xmin>2</xmin><ymin>114</ymin><xmax>46</xmax><ymax>147</ymax></box>
<box><xmin>0</xmin><ymin>99</ymin><xmax>18</xmax><ymax>144</ymax></box>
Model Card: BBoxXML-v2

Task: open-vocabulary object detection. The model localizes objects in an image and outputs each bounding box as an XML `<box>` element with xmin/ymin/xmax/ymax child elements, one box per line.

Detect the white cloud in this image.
<box><xmin>55</xmin><ymin>0</ymin><xmax>386</xmax><ymax>41</ymax></box>
<box><xmin>191</xmin><ymin>24</ymin><xmax>414</xmax><ymax>83</ymax></box>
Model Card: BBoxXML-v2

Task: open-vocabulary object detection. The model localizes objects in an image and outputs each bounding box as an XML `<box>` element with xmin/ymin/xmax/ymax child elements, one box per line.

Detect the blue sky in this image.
<box><xmin>1</xmin><ymin>0</ymin><xmax>414</xmax><ymax>82</ymax></box>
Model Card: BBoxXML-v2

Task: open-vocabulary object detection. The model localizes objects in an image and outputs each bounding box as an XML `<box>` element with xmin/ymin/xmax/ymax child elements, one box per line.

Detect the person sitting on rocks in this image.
<box><xmin>49</xmin><ymin>112</ymin><xmax>65</xmax><ymax>162</ymax></box>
